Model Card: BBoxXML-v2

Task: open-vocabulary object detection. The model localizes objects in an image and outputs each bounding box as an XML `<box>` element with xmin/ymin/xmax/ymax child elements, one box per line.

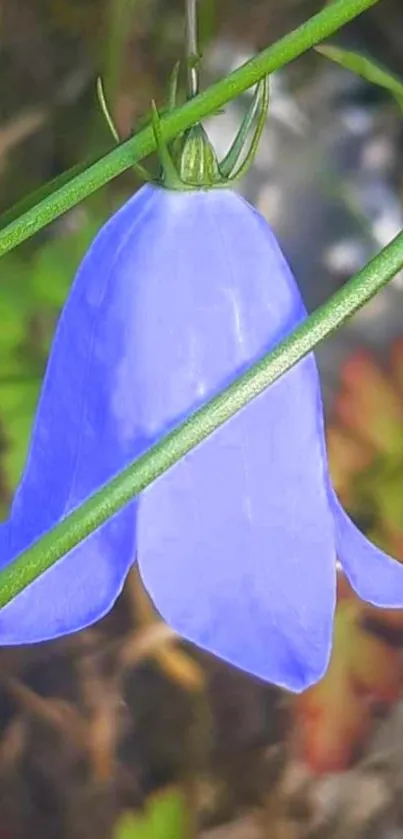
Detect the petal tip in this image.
<box><xmin>273</xmin><ymin>644</ymin><xmax>331</xmax><ymax>694</ymax></box>
<box><xmin>329</xmin><ymin>482</ymin><xmax>403</xmax><ymax>609</ymax></box>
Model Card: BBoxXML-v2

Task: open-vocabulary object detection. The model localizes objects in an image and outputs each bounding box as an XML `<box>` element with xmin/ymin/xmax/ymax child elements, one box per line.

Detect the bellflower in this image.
<box><xmin>0</xmin><ymin>84</ymin><xmax>403</xmax><ymax>694</ymax></box>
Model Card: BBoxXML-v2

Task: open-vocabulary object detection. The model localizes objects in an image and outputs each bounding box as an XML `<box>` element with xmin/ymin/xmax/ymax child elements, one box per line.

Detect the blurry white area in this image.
<box><xmin>204</xmin><ymin>38</ymin><xmax>403</xmax><ymax>402</ymax></box>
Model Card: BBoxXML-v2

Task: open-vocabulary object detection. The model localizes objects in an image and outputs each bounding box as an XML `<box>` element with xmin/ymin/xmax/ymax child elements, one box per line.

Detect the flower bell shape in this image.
<box><xmin>1</xmin><ymin>90</ymin><xmax>403</xmax><ymax>694</ymax></box>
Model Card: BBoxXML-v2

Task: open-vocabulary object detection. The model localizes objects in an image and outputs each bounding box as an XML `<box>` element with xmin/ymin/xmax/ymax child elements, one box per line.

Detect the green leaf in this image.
<box><xmin>316</xmin><ymin>45</ymin><xmax>403</xmax><ymax>110</ymax></box>
<box><xmin>114</xmin><ymin>789</ymin><xmax>187</xmax><ymax>839</ymax></box>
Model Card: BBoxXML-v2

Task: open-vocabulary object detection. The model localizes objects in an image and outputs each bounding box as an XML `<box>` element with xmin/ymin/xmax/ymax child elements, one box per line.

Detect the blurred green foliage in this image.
<box><xmin>115</xmin><ymin>789</ymin><xmax>187</xmax><ymax>839</ymax></box>
<box><xmin>0</xmin><ymin>206</ymin><xmax>106</xmax><ymax>511</ymax></box>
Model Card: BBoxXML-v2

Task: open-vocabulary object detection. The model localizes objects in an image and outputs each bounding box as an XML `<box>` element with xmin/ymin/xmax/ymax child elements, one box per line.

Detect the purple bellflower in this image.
<box><xmin>0</xmin><ymin>84</ymin><xmax>403</xmax><ymax>693</ymax></box>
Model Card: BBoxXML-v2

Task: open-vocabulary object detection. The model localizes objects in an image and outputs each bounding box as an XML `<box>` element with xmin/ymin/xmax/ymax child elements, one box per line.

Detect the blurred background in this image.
<box><xmin>2</xmin><ymin>1</ymin><xmax>403</xmax><ymax>838</ymax></box>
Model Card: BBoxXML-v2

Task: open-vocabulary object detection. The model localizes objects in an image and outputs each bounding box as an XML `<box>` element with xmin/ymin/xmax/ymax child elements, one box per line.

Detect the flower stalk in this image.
<box><xmin>186</xmin><ymin>0</ymin><xmax>199</xmax><ymax>99</ymax></box>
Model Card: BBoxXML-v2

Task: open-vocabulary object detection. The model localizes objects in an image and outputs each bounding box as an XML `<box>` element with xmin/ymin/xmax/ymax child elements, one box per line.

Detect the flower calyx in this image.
<box><xmin>97</xmin><ymin>69</ymin><xmax>269</xmax><ymax>191</ymax></box>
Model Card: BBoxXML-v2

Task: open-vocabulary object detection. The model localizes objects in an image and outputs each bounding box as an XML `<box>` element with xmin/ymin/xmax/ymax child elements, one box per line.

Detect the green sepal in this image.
<box><xmin>316</xmin><ymin>45</ymin><xmax>403</xmax><ymax>111</ymax></box>
<box><xmin>220</xmin><ymin>76</ymin><xmax>269</xmax><ymax>182</ymax></box>
<box><xmin>179</xmin><ymin>124</ymin><xmax>220</xmax><ymax>186</ymax></box>
<box><xmin>96</xmin><ymin>77</ymin><xmax>154</xmax><ymax>182</ymax></box>
<box><xmin>97</xmin><ymin>61</ymin><xmax>270</xmax><ymax>191</ymax></box>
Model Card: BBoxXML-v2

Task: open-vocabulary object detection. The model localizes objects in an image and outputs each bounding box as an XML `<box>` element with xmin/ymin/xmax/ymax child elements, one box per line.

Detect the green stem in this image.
<box><xmin>0</xmin><ymin>0</ymin><xmax>379</xmax><ymax>259</ymax></box>
<box><xmin>0</xmin><ymin>226</ymin><xmax>402</xmax><ymax>608</ymax></box>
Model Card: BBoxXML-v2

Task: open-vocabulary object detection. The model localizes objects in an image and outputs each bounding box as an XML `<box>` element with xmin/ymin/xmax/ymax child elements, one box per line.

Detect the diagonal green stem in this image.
<box><xmin>0</xmin><ymin>0</ymin><xmax>379</xmax><ymax>259</ymax></box>
<box><xmin>0</xmin><ymin>226</ymin><xmax>402</xmax><ymax>609</ymax></box>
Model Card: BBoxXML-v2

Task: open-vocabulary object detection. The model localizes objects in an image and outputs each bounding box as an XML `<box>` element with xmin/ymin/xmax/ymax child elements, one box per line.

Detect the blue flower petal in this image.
<box><xmin>330</xmin><ymin>485</ymin><xmax>403</xmax><ymax>607</ymax></box>
<box><xmin>0</xmin><ymin>185</ymin><xmax>159</xmax><ymax>643</ymax></box>
<box><xmin>132</xmin><ymin>190</ymin><xmax>336</xmax><ymax>691</ymax></box>
<box><xmin>0</xmin><ymin>185</ymin><xmax>337</xmax><ymax>688</ymax></box>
